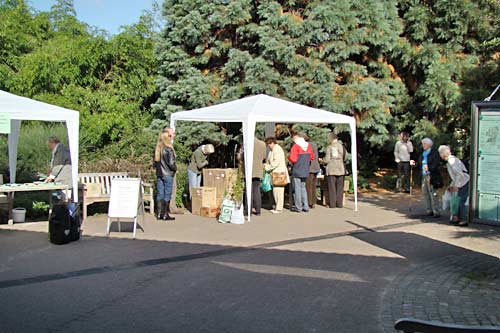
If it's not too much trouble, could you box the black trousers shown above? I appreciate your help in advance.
[326,175,344,208]
[252,178,262,214]
[306,173,317,208]
[397,162,410,191]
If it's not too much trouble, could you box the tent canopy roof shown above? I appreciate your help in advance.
[171,94,354,125]
[0,90,79,122]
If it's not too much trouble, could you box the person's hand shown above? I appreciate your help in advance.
[395,159,401,163]
[449,186,458,192]
[423,165,429,172]
[410,160,416,166]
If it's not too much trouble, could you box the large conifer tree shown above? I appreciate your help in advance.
[154,0,500,165]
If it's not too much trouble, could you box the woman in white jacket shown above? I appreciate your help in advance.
[438,145,470,225]
[264,137,290,213]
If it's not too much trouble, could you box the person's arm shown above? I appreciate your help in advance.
[288,145,298,163]
[407,141,414,154]
[309,145,314,161]
[323,146,331,164]
[195,149,208,169]
[394,142,400,163]
[166,148,177,172]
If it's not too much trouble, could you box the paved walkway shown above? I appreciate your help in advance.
[0,192,498,332]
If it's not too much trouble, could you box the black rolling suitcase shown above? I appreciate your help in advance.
[49,204,71,245]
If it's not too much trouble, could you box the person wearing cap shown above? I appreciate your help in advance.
[411,138,443,217]
[188,144,214,198]
[394,132,413,192]
[438,145,469,226]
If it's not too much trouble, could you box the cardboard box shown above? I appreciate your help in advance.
[201,206,220,218]
[203,168,238,206]
[191,187,217,216]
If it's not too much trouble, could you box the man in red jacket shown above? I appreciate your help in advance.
[288,132,314,212]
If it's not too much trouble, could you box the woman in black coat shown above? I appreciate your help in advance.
[154,132,177,221]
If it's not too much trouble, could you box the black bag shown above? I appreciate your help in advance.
[49,204,71,245]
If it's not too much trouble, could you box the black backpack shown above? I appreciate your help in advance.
[49,204,71,245]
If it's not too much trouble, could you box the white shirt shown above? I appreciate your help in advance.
[447,155,469,188]
[394,140,413,162]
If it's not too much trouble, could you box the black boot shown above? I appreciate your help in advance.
[156,201,164,220]
[163,201,175,221]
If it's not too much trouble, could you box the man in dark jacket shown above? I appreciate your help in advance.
[45,136,72,188]
[411,137,443,217]
[251,137,267,215]
[288,133,314,212]
[304,134,320,208]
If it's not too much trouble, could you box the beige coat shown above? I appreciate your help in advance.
[252,138,267,178]
[324,140,346,176]
[265,144,290,183]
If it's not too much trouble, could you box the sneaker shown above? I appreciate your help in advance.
[290,208,302,213]
[302,209,310,213]
[270,210,282,214]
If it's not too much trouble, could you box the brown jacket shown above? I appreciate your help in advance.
[253,138,267,178]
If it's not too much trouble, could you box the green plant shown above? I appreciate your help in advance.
[231,170,245,206]
[32,201,50,215]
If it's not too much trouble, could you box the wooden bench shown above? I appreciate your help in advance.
[395,318,500,333]
[78,172,154,221]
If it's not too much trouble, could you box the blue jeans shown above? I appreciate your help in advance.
[188,169,202,198]
[457,182,469,221]
[293,177,309,211]
[157,175,174,202]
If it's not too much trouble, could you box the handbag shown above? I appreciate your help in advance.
[272,172,289,186]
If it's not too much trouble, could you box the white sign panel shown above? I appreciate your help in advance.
[108,178,142,218]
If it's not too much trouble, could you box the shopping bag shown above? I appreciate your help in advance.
[450,192,460,216]
[231,205,245,224]
[442,190,452,211]
[218,198,234,223]
[261,172,272,193]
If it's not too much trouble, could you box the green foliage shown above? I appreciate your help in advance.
[0,122,68,182]
[154,0,500,173]
[0,0,159,164]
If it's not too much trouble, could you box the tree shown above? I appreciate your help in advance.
[154,0,500,169]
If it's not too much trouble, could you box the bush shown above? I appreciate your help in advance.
[0,122,68,183]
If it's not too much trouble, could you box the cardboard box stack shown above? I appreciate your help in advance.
[202,168,238,207]
[191,187,217,216]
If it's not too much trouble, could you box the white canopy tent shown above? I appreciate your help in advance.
[170,94,358,220]
[0,90,79,201]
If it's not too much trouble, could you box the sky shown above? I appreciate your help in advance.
[30,0,156,34]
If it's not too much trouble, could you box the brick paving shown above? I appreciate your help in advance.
[382,253,500,332]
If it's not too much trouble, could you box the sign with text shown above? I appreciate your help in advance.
[107,178,143,239]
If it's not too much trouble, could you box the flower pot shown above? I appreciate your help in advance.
[12,208,27,223]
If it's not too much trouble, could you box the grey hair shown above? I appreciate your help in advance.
[48,136,60,144]
[421,137,433,146]
[438,145,451,157]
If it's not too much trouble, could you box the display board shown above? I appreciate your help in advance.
[107,178,143,238]
[470,104,500,225]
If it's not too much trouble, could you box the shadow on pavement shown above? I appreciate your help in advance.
[0,223,498,333]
